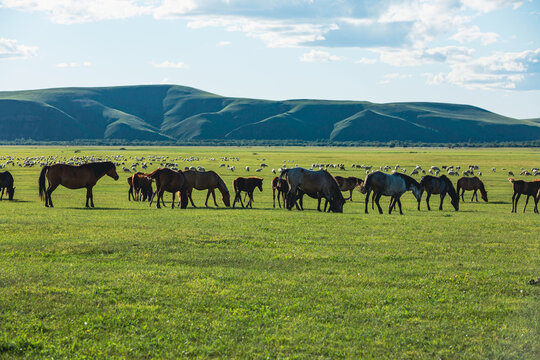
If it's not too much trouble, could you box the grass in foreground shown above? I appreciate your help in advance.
[0,146,538,359]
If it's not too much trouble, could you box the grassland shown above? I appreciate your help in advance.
[0,146,538,359]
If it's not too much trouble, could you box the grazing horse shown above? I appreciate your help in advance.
[147,168,187,209]
[282,168,345,213]
[232,177,263,208]
[334,176,363,201]
[361,171,422,214]
[509,178,540,213]
[419,175,459,211]
[456,176,488,202]
[272,176,289,208]
[38,162,119,208]
[129,172,154,201]
[0,171,15,200]
[181,170,230,207]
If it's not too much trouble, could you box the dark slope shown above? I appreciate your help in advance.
[0,85,538,142]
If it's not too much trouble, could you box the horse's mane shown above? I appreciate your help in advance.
[392,172,420,189]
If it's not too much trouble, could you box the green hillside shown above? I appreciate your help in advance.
[0,85,538,142]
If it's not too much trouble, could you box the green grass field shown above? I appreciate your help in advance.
[0,146,538,359]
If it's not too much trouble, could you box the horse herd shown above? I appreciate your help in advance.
[0,161,539,214]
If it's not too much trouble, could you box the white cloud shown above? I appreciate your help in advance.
[424,48,540,90]
[375,46,475,67]
[218,41,231,46]
[151,60,188,69]
[300,49,341,62]
[0,38,37,59]
[451,25,499,46]
[0,0,151,24]
[461,0,524,13]
[56,61,92,67]
[187,16,336,48]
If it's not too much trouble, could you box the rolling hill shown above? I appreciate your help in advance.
[0,85,538,143]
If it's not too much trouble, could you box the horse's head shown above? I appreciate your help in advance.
[451,195,459,211]
[412,183,423,203]
[107,163,119,181]
[330,189,346,213]
[257,179,263,192]
[8,187,14,200]
[481,191,488,202]
[359,181,368,194]
[222,191,231,207]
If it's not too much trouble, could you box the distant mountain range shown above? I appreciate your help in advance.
[1,85,539,143]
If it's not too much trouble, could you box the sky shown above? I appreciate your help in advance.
[1,0,539,119]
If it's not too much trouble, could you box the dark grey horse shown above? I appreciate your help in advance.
[361,171,423,214]
[281,168,345,213]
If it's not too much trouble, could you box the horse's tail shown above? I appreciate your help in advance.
[233,178,239,193]
[360,173,371,194]
[456,178,461,195]
[38,166,49,200]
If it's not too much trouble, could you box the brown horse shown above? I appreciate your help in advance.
[272,176,289,208]
[147,168,187,209]
[0,171,15,200]
[509,178,540,213]
[129,172,153,201]
[456,176,488,202]
[232,177,263,208]
[38,162,119,208]
[180,170,230,207]
[419,175,459,211]
[334,176,363,201]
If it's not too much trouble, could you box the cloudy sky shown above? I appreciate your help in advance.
[1,0,539,118]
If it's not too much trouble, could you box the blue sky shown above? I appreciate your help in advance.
[1,0,539,118]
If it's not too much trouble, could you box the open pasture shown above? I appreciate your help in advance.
[0,146,538,359]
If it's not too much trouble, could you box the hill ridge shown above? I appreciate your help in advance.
[1,85,538,143]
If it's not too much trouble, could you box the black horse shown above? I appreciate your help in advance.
[419,175,459,211]
[0,171,15,200]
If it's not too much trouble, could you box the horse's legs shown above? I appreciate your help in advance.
[232,192,237,208]
[513,193,520,213]
[273,188,276,208]
[426,192,431,211]
[472,190,477,202]
[460,189,465,202]
[85,186,93,208]
[396,196,403,215]
[374,193,383,214]
[0,188,3,200]
[388,196,395,214]
[349,189,353,201]
[45,183,59,208]
[205,190,211,207]
[212,189,218,207]
[286,186,296,210]
[523,194,530,213]
[248,191,254,208]
[439,193,446,210]
[156,190,164,208]
[364,189,371,214]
